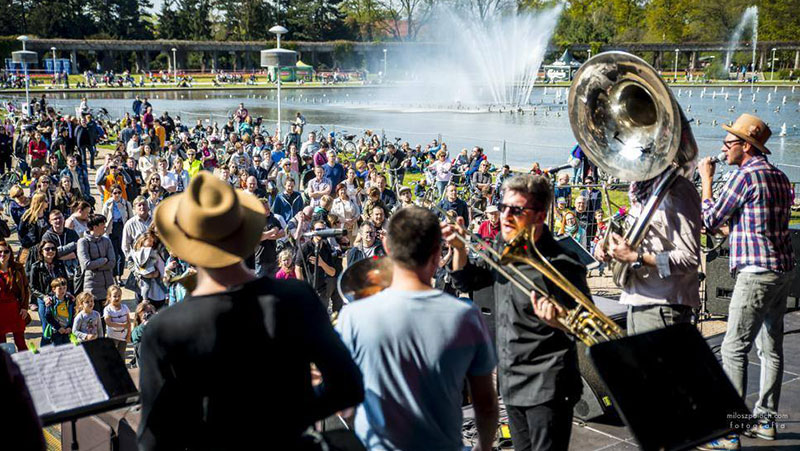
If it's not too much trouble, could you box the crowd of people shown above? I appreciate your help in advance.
[0,95,608,355]
[0,86,795,451]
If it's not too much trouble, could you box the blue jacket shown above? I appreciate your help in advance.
[60,166,92,200]
[271,191,304,223]
[323,163,345,188]
[465,154,486,178]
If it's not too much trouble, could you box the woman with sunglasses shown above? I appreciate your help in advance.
[0,241,30,351]
[29,239,70,344]
[101,184,133,281]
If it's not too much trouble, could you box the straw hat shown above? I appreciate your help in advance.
[722,113,771,155]
[154,172,266,268]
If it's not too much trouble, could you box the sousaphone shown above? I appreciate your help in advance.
[568,51,698,287]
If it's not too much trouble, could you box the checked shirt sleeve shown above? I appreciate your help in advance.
[702,170,749,234]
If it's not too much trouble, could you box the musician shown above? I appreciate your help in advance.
[444,174,588,451]
[698,114,794,443]
[139,173,363,450]
[337,207,498,450]
[594,163,701,335]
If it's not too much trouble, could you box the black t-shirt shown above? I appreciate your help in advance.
[295,240,335,290]
[254,214,283,272]
[137,276,364,450]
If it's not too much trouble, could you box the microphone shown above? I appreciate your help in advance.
[303,228,346,238]
[712,152,727,164]
[545,158,580,174]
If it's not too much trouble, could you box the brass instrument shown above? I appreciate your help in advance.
[337,257,393,303]
[436,206,622,346]
[568,51,698,287]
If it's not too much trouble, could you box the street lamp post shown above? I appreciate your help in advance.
[171,48,178,83]
[674,49,679,82]
[269,25,289,137]
[383,48,387,80]
[50,46,57,84]
[771,48,777,81]
[588,48,592,60]
[16,36,31,117]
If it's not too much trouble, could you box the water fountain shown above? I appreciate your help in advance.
[385,4,563,108]
[724,6,758,77]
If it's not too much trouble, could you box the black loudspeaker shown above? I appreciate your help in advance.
[471,286,496,345]
[705,226,800,316]
[574,298,627,421]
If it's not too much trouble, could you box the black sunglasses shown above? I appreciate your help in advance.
[498,203,537,216]
[723,139,744,150]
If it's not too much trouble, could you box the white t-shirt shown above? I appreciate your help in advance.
[103,303,130,341]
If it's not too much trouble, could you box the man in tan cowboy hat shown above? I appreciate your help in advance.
[698,113,795,450]
[137,172,364,450]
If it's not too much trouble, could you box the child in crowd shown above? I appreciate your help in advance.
[131,301,156,363]
[103,285,130,360]
[43,277,75,346]
[275,249,296,280]
[72,292,103,342]
[164,253,192,306]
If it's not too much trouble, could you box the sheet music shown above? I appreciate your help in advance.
[11,345,109,416]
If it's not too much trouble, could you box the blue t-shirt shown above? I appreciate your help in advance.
[336,288,496,451]
[271,150,285,164]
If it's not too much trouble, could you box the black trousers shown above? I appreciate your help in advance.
[506,399,574,451]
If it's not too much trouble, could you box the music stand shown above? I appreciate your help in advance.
[588,324,749,451]
[12,338,139,449]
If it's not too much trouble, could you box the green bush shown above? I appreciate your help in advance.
[777,69,794,80]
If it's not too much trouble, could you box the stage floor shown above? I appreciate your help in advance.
[569,310,800,450]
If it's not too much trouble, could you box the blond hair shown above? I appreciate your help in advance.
[21,193,49,224]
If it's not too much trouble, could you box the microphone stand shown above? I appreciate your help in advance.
[312,240,321,293]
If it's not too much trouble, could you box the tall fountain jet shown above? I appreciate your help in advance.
[724,6,758,79]
[442,4,563,107]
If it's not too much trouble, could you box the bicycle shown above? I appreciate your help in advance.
[334,130,358,158]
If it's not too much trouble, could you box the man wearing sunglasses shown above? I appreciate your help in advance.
[697,114,794,448]
[444,174,589,451]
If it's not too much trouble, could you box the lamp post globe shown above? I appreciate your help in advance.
[269,25,290,137]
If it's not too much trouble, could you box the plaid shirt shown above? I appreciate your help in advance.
[702,155,795,273]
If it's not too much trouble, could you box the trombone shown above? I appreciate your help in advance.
[436,205,622,346]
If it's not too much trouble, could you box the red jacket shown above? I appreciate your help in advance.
[28,139,47,160]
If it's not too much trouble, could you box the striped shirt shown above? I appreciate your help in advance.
[702,155,795,273]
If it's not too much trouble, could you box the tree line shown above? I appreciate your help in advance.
[0,0,796,44]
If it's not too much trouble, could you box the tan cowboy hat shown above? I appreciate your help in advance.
[154,172,266,268]
[722,113,771,155]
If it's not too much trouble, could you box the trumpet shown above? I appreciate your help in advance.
[437,206,622,346]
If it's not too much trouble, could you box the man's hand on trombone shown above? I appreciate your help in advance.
[531,291,569,332]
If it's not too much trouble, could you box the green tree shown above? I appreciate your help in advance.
[287,0,353,41]
[757,0,800,41]
[341,0,388,41]
[643,0,693,42]
[89,0,153,39]
[25,0,97,38]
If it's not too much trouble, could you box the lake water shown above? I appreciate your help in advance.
[18,85,800,180]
